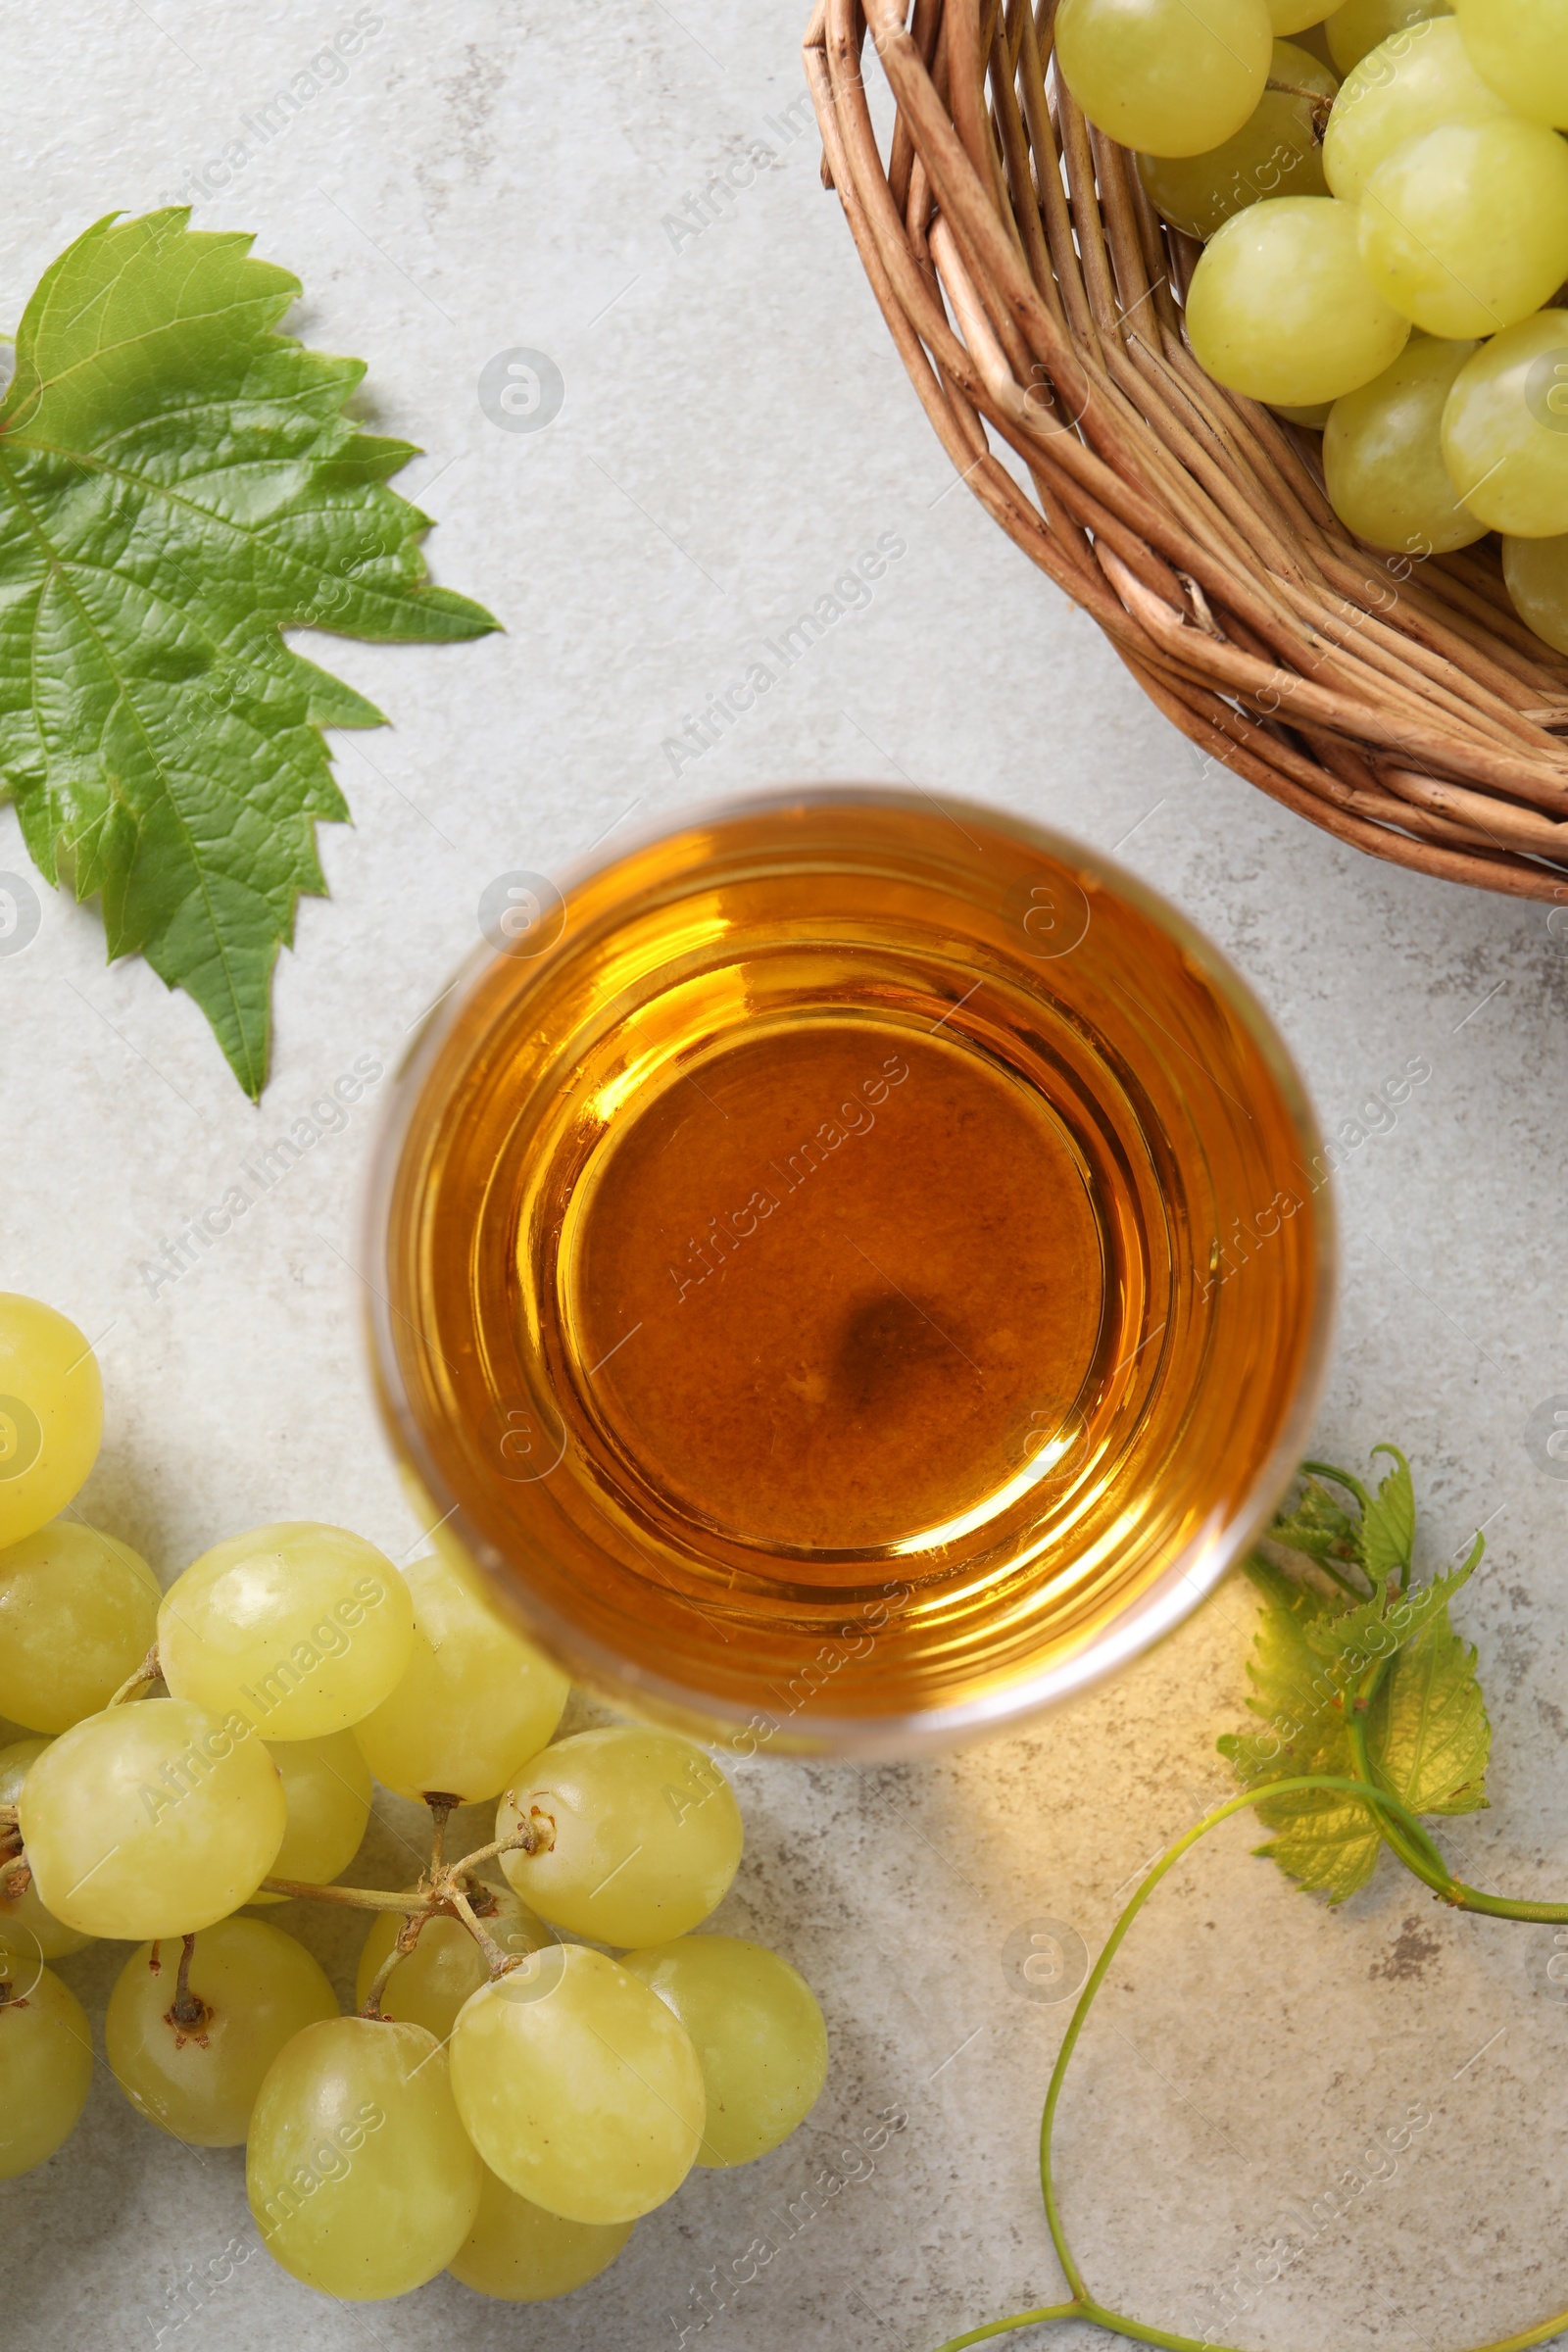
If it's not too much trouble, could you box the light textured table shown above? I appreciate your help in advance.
[5,7,1568,2349]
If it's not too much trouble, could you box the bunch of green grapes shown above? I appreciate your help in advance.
[1055,0,1568,651]
[0,1292,828,2306]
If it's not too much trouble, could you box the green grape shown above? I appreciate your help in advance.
[621,1934,829,2168]
[449,1944,706,2224]
[351,1550,567,1805]
[496,1725,743,1944]
[1502,534,1568,653]
[0,1296,103,1552]
[1186,197,1409,405]
[1324,332,1487,551]
[0,1739,92,1958]
[1137,42,1337,241]
[1359,121,1568,338]
[1325,0,1450,73]
[1454,0,1568,129]
[1323,18,1511,203]
[1269,0,1330,27]
[247,2015,482,2298]
[1272,400,1335,424]
[20,1697,286,1937]
[355,1881,551,2039]
[0,1519,160,1734]
[0,1962,93,2179]
[249,1732,371,1904]
[449,2166,633,2301]
[1443,309,1568,535]
[159,1523,414,1740]
[1055,0,1274,158]
[106,1916,338,2146]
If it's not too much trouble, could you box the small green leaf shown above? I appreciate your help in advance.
[1372,1606,1491,1820]
[1300,1573,1398,1670]
[0,208,499,1095]
[1219,1559,1381,1903]
[1220,1447,1491,1903]
[1268,1475,1361,1567]
[1240,1778,1386,1905]
[1358,1444,1415,1587]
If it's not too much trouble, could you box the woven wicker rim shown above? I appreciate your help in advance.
[805,0,1568,902]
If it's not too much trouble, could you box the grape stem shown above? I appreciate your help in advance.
[108,1645,163,1707]
[460,1817,555,1873]
[445,1879,514,1977]
[259,1814,546,1919]
[361,1908,428,2020]
[0,1829,30,1894]
[459,1870,502,1920]
[423,1792,460,1873]
[351,1795,538,2011]
[258,1815,549,2007]
[1263,77,1333,139]
[166,1931,210,2037]
[258,1876,429,1912]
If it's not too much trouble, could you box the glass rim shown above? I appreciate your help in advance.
[362,781,1339,1757]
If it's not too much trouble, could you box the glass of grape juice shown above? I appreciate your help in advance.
[366,788,1334,1757]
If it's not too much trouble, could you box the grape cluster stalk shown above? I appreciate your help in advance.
[261,1784,553,2014]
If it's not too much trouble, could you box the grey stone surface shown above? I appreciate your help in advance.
[3,4,1568,2349]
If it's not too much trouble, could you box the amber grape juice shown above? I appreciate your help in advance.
[368,791,1331,1754]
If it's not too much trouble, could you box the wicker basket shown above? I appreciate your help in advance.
[804,0,1568,901]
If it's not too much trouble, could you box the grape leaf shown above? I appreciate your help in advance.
[0,208,498,1096]
[1267,1475,1361,1570]
[1356,1444,1415,1587]
[1218,1450,1491,1903]
[1217,1564,1383,1901]
[1374,1602,1490,1818]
